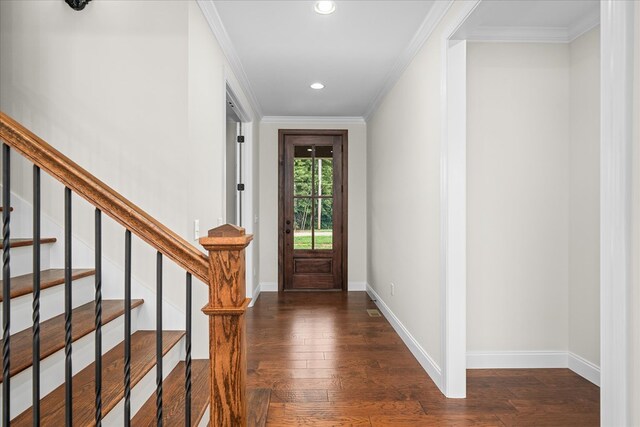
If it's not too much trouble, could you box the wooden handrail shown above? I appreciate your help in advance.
[0,112,209,284]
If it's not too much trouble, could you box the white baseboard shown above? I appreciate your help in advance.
[259,282,278,292]
[348,281,367,291]
[568,352,600,386]
[467,350,600,386]
[248,283,261,307]
[467,351,568,369]
[366,284,443,393]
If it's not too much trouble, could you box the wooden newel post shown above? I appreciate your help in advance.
[199,224,253,427]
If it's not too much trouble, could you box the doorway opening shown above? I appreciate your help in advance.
[225,95,243,227]
[278,130,348,291]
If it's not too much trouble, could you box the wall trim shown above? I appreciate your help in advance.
[457,6,599,44]
[600,1,635,424]
[259,282,278,292]
[262,116,365,124]
[463,23,600,44]
[568,7,601,42]
[366,284,443,393]
[439,0,481,399]
[467,351,600,386]
[467,351,568,369]
[363,0,454,120]
[568,352,601,386]
[197,0,263,119]
[248,283,260,308]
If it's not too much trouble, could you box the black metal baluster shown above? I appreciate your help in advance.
[124,230,131,426]
[64,187,72,427]
[185,272,192,427]
[155,252,163,426]
[32,166,41,426]
[2,144,11,426]
[94,209,102,426]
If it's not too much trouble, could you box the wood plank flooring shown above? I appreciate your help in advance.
[246,292,599,426]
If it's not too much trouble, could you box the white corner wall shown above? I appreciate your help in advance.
[257,120,367,290]
[366,3,478,381]
[0,0,256,359]
[568,27,600,370]
[465,30,600,381]
[466,42,571,354]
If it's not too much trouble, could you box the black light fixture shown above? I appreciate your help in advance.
[65,0,92,11]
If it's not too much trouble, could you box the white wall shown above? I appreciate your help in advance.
[568,28,600,368]
[466,33,600,367]
[366,3,475,374]
[0,0,257,358]
[258,120,367,288]
[467,42,571,353]
[367,0,601,385]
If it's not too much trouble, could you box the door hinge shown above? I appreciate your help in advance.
[237,183,245,191]
[237,135,245,143]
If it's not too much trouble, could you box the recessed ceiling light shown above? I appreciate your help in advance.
[310,82,325,90]
[314,1,336,15]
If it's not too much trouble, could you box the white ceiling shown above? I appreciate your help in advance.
[453,1,600,42]
[212,1,438,118]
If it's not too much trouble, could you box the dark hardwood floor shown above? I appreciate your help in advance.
[246,292,599,426]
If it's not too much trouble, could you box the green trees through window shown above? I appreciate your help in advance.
[293,146,333,250]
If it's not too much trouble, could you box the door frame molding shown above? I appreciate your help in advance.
[278,129,349,292]
[224,73,257,302]
[441,1,636,423]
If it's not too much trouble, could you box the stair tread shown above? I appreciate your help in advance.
[0,299,144,382]
[132,360,210,426]
[12,330,185,426]
[0,268,95,301]
[0,238,57,248]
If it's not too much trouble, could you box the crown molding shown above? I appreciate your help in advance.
[197,0,264,119]
[261,116,365,124]
[363,0,454,121]
[462,11,599,44]
[464,26,570,43]
[568,8,600,42]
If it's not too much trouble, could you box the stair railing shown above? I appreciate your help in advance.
[0,112,251,426]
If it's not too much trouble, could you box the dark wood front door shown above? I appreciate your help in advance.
[279,130,347,291]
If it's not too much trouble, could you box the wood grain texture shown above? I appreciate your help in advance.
[0,268,95,301]
[209,310,247,426]
[0,299,143,382]
[200,224,253,427]
[132,360,210,426]
[12,330,184,425]
[278,129,348,291]
[247,388,271,427]
[0,238,56,249]
[246,292,600,426]
[0,112,209,283]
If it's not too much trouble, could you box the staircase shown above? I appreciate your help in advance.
[0,113,270,426]
[0,228,210,425]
